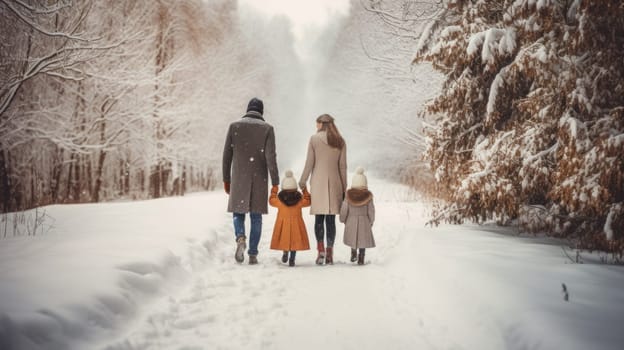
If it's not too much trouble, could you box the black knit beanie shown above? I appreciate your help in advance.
[247,97,264,115]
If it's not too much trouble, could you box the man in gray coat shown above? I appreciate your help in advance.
[223,97,279,264]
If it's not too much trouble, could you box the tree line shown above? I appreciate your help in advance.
[0,0,273,212]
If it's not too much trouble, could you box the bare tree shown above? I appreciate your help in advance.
[0,0,284,211]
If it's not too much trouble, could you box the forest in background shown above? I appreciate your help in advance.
[307,0,442,179]
[0,0,434,215]
[0,0,303,212]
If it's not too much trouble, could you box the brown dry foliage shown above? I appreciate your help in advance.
[415,0,624,251]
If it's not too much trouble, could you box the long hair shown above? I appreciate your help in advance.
[316,114,345,149]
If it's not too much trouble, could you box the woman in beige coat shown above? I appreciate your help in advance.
[299,114,347,265]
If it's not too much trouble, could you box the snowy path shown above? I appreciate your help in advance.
[101,180,624,350]
[105,182,494,350]
[2,179,624,350]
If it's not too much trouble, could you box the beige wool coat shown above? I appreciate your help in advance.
[299,131,347,215]
[340,189,376,249]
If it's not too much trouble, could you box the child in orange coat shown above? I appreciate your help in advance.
[269,170,311,266]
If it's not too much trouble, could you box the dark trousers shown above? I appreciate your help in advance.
[314,214,336,247]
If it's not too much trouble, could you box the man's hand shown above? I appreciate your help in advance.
[271,185,279,193]
[224,182,230,194]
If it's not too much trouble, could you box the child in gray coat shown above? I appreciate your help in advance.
[339,167,375,265]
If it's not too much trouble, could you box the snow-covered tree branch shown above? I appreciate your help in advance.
[412,0,624,250]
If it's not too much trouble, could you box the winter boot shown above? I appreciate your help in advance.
[325,247,334,265]
[315,242,325,265]
[288,251,296,267]
[235,236,246,263]
[281,251,289,263]
[248,255,258,265]
[350,249,357,262]
[357,252,365,265]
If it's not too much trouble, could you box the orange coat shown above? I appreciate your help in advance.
[269,187,311,251]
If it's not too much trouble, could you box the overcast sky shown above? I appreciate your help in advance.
[238,0,351,59]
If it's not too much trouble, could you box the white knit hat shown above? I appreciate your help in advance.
[351,167,368,189]
[281,170,298,190]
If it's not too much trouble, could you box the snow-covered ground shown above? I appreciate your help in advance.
[1,179,623,350]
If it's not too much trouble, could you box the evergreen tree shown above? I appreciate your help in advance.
[415,0,624,248]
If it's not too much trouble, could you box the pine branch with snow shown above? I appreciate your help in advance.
[412,0,624,249]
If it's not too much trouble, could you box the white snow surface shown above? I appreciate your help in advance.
[1,179,624,350]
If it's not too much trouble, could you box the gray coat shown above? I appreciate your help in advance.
[299,131,347,215]
[222,113,279,214]
[340,189,375,249]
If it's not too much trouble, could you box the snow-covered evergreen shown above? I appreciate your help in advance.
[413,0,624,248]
